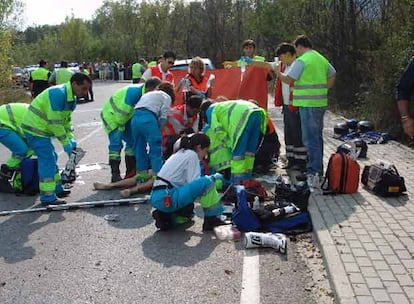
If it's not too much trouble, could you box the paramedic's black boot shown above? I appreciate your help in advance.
[41,198,67,206]
[57,189,71,198]
[202,216,227,231]
[109,159,122,183]
[124,155,136,179]
[152,210,173,231]
[0,164,14,180]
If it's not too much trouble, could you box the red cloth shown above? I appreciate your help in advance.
[273,64,297,112]
[171,67,269,109]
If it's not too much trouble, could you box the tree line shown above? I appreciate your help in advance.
[2,0,414,139]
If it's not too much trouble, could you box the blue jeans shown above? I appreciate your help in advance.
[299,107,326,176]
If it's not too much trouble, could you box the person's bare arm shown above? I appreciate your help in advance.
[327,76,336,89]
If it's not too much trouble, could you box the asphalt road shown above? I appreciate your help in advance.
[0,82,317,304]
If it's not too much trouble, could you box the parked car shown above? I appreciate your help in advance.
[170,58,215,71]
[11,67,24,87]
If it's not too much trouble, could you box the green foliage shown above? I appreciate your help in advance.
[4,0,414,139]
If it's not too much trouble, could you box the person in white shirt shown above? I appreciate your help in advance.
[131,82,175,175]
[93,133,226,232]
[151,133,225,231]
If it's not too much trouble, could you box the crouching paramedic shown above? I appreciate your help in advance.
[150,133,226,231]
[101,77,161,182]
[0,103,33,183]
[203,100,267,183]
[162,95,202,159]
[22,73,91,205]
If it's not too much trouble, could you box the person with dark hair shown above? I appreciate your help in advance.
[140,51,176,83]
[79,63,94,101]
[277,34,336,188]
[49,60,74,85]
[162,95,203,159]
[396,56,414,138]
[131,82,175,178]
[203,99,267,183]
[21,73,91,205]
[175,56,215,103]
[101,77,162,182]
[273,43,307,171]
[151,133,226,231]
[29,59,50,98]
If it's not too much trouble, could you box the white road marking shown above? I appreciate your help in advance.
[240,249,260,304]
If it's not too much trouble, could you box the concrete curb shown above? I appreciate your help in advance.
[309,195,357,304]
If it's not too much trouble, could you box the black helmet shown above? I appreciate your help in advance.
[346,118,358,131]
[351,138,368,158]
[334,122,349,138]
[357,120,374,133]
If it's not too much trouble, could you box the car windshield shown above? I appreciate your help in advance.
[12,67,23,74]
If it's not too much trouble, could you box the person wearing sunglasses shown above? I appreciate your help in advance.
[139,51,176,83]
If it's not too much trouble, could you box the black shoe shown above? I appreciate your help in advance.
[57,189,71,198]
[111,174,122,183]
[152,210,173,231]
[41,198,66,206]
[175,203,195,218]
[202,216,227,231]
[295,173,307,182]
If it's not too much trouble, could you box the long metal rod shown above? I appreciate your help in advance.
[0,196,149,217]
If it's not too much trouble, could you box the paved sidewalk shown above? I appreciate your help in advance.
[269,107,414,304]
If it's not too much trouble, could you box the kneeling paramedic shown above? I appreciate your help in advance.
[150,133,226,231]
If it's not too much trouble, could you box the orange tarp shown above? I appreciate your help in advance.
[171,66,270,109]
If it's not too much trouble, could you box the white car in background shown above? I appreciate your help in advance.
[170,58,215,71]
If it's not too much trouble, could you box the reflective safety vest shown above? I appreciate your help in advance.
[132,63,143,79]
[163,104,199,136]
[101,84,145,133]
[237,55,266,67]
[293,50,329,107]
[31,67,50,81]
[55,68,74,84]
[149,65,174,82]
[22,83,76,146]
[0,103,29,138]
[206,100,267,171]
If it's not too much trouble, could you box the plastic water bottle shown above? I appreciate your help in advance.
[252,196,260,210]
[214,225,241,241]
[272,204,298,217]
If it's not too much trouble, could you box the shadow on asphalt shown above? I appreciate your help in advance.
[79,190,153,230]
[0,210,64,264]
[141,230,222,267]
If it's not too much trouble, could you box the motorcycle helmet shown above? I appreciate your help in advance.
[357,120,374,133]
[336,141,358,160]
[333,122,349,138]
[346,118,359,132]
[351,138,368,158]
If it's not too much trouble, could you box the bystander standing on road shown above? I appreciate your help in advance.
[49,61,74,86]
[277,35,336,186]
[29,59,50,98]
[139,51,176,83]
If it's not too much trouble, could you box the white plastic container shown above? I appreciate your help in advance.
[214,225,241,241]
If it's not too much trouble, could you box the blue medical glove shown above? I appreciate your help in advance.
[241,56,253,64]
[70,138,77,150]
[63,143,73,156]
